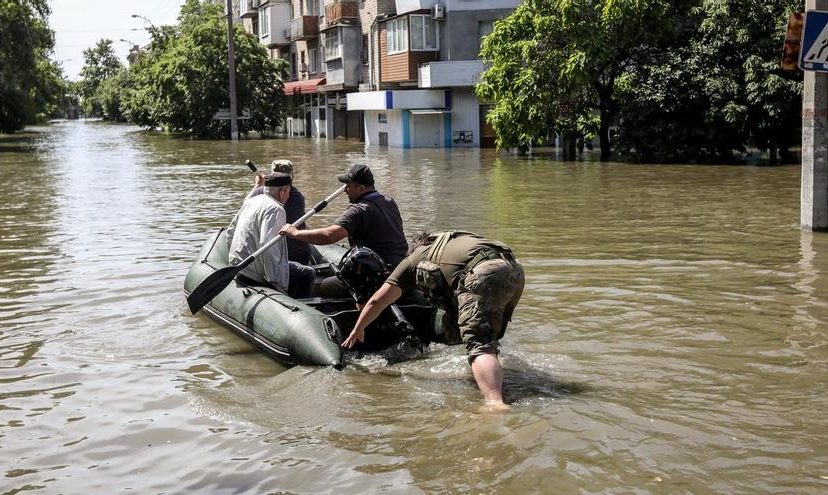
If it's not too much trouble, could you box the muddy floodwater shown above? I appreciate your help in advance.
[1,121,827,494]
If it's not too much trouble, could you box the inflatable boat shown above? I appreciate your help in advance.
[184,228,447,367]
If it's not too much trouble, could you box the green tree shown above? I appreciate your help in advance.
[97,68,129,122]
[615,0,802,163]
[122,0,287,138]
[79,39,124,117]
[0,0,64,132]
[476,0,686,160]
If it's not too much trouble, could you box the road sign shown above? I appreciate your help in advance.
[212,108,251,120]
[799,10,828,72]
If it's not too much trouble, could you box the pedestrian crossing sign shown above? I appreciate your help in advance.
[800,10,828,72]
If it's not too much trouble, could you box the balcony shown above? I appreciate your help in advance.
[240,0,260,18]
[290,15,319,41]
[324,1,359,27]
[418,60,484,88]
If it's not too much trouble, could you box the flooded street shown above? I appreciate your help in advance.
[1,121,827,493]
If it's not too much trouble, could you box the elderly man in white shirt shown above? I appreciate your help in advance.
[226,172,315,298]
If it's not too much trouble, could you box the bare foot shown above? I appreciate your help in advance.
[478,401,510,413]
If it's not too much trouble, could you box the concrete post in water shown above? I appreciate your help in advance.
[802,0,828,231]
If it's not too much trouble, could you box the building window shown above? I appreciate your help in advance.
[309,47,319,74]
[378,113,387,124]
[478,20,495,50]
[325,29,342,60]
[259,7,270,38]
[362,35,369,65]
[410,15,438,51]
[320,108,326,121]
[386,17,408,54]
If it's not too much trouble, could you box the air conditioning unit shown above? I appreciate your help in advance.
[432,3,445,20]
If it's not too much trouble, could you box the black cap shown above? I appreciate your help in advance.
[337,164,374,186]
[264,172,292,187]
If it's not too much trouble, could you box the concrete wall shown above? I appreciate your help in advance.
[364,109,406,147]
[449,88,479,147]
[440,8,513,60]
[342,25,363,86]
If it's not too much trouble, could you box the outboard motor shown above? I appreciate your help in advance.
[336,246,423,359]
[336,246,389,304]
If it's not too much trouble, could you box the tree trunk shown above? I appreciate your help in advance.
[561,131,577,160]
[780,147,796,164]
[596,81,615,162]
[768,141,779,165]
[599,118,611,162]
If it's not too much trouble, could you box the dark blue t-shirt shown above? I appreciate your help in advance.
[335,191,408,267]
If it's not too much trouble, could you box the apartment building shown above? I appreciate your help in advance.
[236,0,519,147]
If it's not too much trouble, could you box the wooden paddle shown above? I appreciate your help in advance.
[187,183,346,314]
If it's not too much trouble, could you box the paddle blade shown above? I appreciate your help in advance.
[187,265,241,314]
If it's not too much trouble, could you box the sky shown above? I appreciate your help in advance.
[49,0,187,80]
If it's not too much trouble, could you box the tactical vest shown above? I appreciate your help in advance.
[413,231,473,308]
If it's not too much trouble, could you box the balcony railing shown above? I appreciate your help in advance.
[324,1,359,26]
[290,15,319,41]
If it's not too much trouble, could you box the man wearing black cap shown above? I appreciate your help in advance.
[279,163,408,297]
[226,172,315,298]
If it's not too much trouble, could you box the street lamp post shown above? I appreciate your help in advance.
[131,14,156,29]
[225,0,239,141]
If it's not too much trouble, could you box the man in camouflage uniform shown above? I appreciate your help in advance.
[342,231,525,407]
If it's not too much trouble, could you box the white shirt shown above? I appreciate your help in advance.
[226,194,289,291]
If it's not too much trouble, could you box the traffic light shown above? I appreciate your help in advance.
[781,12,804,71]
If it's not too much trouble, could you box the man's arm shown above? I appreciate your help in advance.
[341,283,403,348]
[279,224,348,245]
[244,174,266,200]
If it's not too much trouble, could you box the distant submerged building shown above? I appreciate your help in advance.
[231,0,521,148]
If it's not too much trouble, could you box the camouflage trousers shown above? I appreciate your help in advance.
[442,257,525,363]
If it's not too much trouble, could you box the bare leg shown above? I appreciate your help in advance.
[471,354,506,407]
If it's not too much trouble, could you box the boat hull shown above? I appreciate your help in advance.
[184,229,446,367]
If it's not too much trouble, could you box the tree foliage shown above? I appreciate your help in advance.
[615,0,803,163]
[476,0,686,160]
[0,0,65,132]
[121,0,288,138]
[478,0,804,163]
[96,68,129,122]
[79,39,124,117]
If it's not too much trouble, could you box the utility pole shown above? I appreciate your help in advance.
[802,0,828,231]
[225,0,239,140]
